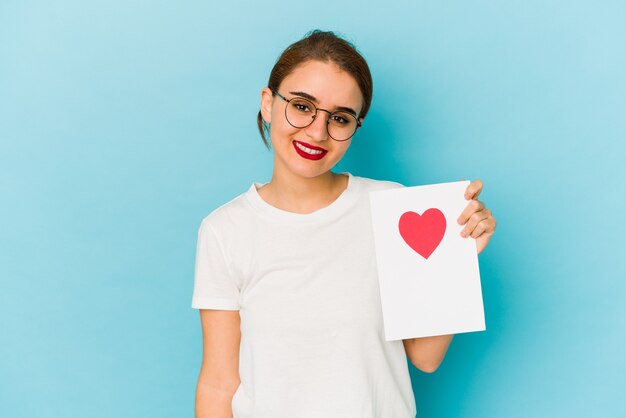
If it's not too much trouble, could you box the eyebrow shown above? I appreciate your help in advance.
[289,91,359,117]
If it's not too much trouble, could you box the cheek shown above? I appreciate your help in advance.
[337,141,352,154]
[270,117,299,141]
[328,143,351,161]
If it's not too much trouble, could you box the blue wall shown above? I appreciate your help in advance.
[1,1,624,417]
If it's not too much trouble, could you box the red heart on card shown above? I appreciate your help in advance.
[398,209,447,259]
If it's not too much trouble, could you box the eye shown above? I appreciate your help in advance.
[291,100,313,113]
[331,113,351,125]
[296,103,309,112]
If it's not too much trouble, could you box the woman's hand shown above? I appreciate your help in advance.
[457,179,497,255]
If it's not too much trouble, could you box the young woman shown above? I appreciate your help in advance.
[192,30,497,418]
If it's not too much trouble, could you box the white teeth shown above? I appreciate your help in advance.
[295,142,324,155]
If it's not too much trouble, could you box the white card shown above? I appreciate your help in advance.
[369,180,486,341]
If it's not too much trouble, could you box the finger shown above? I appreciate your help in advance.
[457,199,486,225]
[469,218,491,238]
[471,216,497,238]
[464,179,483,200]
[461,209,491,237]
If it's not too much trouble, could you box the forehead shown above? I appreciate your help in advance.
[279,60,363,109]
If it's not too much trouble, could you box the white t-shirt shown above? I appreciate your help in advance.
[192,172,417,418]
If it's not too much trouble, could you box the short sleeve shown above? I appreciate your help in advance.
[191,219,240,310]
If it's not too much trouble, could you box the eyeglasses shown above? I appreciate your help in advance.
[273,90,362,141]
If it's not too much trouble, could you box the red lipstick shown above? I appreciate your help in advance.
[293,140,328,161]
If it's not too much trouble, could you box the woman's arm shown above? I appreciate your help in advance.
[402,334,454,373]
[196,309,241,418]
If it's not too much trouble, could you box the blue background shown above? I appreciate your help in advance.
[1,1,624,417]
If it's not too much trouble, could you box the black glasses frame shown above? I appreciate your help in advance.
[273,90,362,141]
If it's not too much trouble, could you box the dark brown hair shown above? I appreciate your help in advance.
[257,30,373,150]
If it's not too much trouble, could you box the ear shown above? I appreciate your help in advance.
[260,87,274,124]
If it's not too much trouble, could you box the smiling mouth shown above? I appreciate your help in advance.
[293,140,328,160]
[295,141,325,154]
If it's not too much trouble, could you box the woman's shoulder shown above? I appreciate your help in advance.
[199,187,252,230]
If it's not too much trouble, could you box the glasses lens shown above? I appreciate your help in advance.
[286,98,316,128]
[328,112,358,141]
[285,97,358,141]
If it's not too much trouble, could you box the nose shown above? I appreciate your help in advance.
[303,110,331,142]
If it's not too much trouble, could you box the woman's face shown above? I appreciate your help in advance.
[260,60,364,180]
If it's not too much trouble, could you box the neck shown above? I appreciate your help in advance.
[258,167,348,215]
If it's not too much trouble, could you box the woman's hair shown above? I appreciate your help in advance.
[257,30,373,150]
